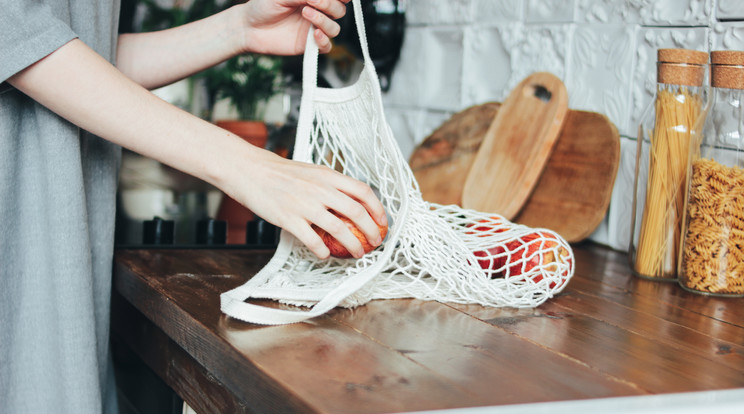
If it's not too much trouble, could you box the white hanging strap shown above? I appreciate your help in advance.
[350,0,373,64]
[293,26,318,162]
[295,0,375,161]
[222,257,389,325]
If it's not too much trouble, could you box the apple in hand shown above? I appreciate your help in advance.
[314,211,388,258]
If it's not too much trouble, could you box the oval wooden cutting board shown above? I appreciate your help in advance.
[409,104,620,243]
[462,72,569,220]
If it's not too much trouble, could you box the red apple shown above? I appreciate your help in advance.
[467,216,510,274]
[314,211,388,258]
[466,216,509,237]
[472,230,571,289]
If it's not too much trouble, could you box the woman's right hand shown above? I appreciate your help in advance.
[220,146,387,259]
[238,0,351,56]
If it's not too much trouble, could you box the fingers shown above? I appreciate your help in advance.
[314,209,367,258]
[286,202,369,260]
[294,169,386,259]
[318,174,387,254]
[330,172,388,229]
[301,6,340,36]
[327,195,383,250]
[302,0,349,52]
[307,0,349,20]
[314,29,333,54]
[287,218,332,259]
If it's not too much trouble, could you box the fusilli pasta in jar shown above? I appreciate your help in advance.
[679,50,744,297]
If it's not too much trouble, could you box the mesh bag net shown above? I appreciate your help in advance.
[221,0,574,325]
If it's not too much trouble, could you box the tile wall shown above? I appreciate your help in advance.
[381,0,744,251]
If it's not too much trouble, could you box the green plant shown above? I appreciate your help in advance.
[136,0,284,120]
[198,53,284,120]
[138,0,226,30]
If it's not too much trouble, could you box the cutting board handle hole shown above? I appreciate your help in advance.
[531,84,552,102]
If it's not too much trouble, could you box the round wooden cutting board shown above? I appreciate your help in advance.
[409,103,500,206]
[409,104,620,243]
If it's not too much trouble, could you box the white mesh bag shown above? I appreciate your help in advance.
[221,0,575,325]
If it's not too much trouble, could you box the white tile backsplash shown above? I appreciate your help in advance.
[424,28,465,111]
[606,137,639,252]
[566,24,636,134]
[575,0,644,24]
[385,27,464,111]
[406,0,473,25]
[462,25,514,107]
[713,22,744,49]
[639,0,712,26]
[383,108,421,160]
[509,24,570,89]
[380,0,744,250]
[384,28,428,107]
[525,0,576,23]
[471,0,523,24]
[718,0,744,20]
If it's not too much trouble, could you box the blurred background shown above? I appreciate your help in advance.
[115,0,744,252]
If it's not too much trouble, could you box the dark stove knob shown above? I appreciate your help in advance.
[246,218,279,247]
[246,219,259,245]
[258,220,279,246]
[196,219,227,245]
[143,217,174,245]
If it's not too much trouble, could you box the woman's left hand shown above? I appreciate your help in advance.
[239,0,351,55]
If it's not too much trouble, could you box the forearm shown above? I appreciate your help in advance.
[8,1,387,259]
[9,38,246,190]
[116,5,244,89]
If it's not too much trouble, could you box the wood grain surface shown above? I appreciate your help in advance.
[462,72,568,220]
[409,103,499,206]
[112,245,744,414]
[512,109,620,242]
[410,103,619,243]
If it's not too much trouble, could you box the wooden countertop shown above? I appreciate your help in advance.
[111,243,744,414]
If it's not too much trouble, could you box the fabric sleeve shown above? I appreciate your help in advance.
[0,1,78,86]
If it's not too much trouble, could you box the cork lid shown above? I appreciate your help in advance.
[711,50,744,89]
[658,48,709,65]
[657,48,708,87]
[711,50,744,66]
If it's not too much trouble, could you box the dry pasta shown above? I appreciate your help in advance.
[634,87,704,278]
[681,158,744,294]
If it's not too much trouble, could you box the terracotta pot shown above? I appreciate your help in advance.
[215,120,268,148]
[215,120,268,244]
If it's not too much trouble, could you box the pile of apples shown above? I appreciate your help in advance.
[468,217,571,289]
[314,212,570,290]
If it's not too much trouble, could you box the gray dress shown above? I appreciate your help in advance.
[0,1,121,412]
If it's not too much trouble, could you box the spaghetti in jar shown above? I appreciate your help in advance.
[630,48,709,281]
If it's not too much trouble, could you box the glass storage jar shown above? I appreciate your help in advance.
[679,50,744,296]
[630,48,709,281]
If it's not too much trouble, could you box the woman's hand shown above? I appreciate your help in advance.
[221,146,388,259]
[117,0,349,89]
[239,0,351,55]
